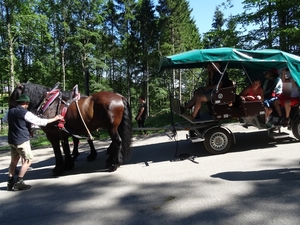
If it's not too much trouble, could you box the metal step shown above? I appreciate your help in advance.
[181,112,214,124]
[268,132,290,139]
[190,137,204,143]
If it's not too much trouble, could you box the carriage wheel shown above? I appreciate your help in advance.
[292,117,300,140]
[204,127,233,154]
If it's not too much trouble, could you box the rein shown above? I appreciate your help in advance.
[75,100,94,141]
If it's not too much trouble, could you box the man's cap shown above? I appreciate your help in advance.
[16,94,31,102]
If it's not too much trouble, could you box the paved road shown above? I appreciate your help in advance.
[0,124,300,225]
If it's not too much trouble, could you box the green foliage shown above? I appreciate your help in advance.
[1,0,300,117]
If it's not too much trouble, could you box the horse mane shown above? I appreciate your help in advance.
[23,82,50,112]
[9,84,23,109]
[10,81,85,115]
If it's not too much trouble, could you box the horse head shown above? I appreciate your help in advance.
[9,83,25,109]
[9,82,51,113]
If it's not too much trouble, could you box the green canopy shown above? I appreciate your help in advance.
[160,47,300,87]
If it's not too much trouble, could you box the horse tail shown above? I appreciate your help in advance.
[118,98,133,161]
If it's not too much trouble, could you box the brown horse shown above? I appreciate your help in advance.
[9,82,132,176]
[9,82,94,161]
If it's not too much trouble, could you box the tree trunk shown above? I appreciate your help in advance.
[61,48,66,90]
[7,22,15,92]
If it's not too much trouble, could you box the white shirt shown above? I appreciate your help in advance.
[2,110,48,127]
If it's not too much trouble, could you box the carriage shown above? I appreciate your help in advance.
[159,47,300,154]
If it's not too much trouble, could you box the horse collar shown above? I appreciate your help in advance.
[37,89,61,115]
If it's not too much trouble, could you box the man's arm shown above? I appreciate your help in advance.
[136,107,145,120]
[25,111,63,126]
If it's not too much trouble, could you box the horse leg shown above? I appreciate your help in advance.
[61,138,75,171]
[87,139,97,161]
[106,131,122,172]
[106,142,114,155]
[71,137,80,160]
[105,143,114,165]
[48,136,64,176]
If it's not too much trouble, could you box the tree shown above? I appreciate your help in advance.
[237,0,300,52]
[156,0,201,104]
[1,0,39,89]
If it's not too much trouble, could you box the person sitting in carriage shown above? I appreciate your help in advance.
[239,79,264,102]
[272,68,299,127]
[181,62,231,119]
[261,68,283,123]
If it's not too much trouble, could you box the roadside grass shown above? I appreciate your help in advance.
[132,111,184,135]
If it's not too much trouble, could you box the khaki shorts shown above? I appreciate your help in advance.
[9,140,33,162]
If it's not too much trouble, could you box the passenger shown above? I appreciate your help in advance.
[262,68,283,122]
[273,68,299,127]
[181,62,230,119]
[239,79,264,102]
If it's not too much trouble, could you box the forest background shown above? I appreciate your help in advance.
[1,0,300,119]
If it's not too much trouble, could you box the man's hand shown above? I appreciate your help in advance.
[55,115,64,121]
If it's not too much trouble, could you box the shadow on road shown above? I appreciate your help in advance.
[0,129,299,182]
[211,168,300,181]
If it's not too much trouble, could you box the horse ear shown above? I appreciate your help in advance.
[15,83,24,95]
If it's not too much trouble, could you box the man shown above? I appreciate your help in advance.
[3,94,63,191]
[262,68,283,123]
[182,62,231,119]
[135,95,148,135]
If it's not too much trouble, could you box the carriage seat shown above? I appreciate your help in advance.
[240,100,265,117]
[170,97,182,115]
[211,85,236,105]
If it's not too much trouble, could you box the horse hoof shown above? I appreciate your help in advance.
[107,164,120,172]
[87,153,97,162]
[72,152,80,160]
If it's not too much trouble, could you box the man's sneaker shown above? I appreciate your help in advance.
[13,180,31,191]
[266,121,274,128]
[7,179,15,191]
[281,118,290,127]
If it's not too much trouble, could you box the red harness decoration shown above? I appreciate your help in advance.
[58,106,67,129]
[41,89,60,113]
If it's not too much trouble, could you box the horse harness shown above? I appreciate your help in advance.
[36,84,94,141]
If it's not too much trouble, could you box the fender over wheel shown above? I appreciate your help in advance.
[204,127,233,154]
[291,117,300,140]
